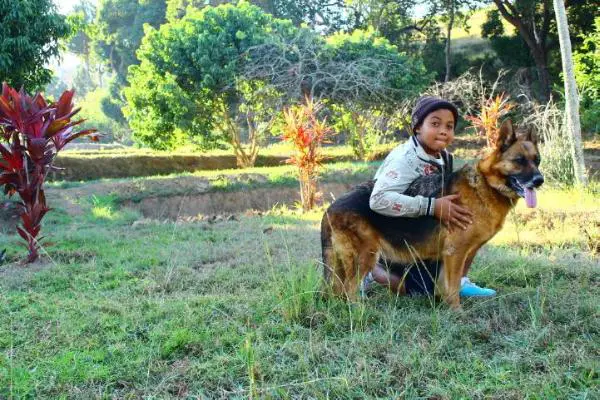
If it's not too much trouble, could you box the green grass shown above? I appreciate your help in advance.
[1,179,598,398]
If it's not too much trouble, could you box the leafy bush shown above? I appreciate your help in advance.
[0,84,98,262]
[77,88,130,143]
[522,101,575,186]
[573,17,600,135]
[123,1,290,166]
[465,93,513,150]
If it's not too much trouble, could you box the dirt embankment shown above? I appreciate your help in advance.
[124,182,354,219]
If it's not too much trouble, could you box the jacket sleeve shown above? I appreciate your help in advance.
[369,158,436,218]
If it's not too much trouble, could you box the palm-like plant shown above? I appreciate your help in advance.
[0,83,98,263]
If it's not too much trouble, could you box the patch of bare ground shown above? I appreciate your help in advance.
[125,182,352,219]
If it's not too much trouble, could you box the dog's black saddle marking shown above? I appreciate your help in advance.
[328,167,464,247]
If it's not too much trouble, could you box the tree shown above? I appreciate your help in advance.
[125,3,430,166]
[552,0,587,185]
[66,0,104,96]
[0,0,71,90]
[124,2,294,166]
[244,28,430,105]
[489,0,554,101]
[428,0,478,82]
[166,0,358,33]
[92,0,167,134]
[573,17,599,134]
[244,28,431,159]
[95,0,167,85]
[347,0,445,57]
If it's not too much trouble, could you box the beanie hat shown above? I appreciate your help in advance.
[411,96,459,134]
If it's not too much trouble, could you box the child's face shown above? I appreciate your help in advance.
[415,109,455,156]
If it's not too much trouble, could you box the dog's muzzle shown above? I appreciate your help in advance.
[509,173,544,208]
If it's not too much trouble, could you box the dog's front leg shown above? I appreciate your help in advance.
[441,252,468,310]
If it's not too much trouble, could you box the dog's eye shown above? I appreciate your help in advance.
[514,157,528,166]
[534,156,541,166]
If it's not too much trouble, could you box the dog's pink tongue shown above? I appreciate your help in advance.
[525,188,537,208]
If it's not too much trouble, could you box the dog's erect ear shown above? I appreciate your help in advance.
[525,125,538,145]
[498,119,517,151]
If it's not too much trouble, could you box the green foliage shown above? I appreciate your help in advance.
[77,88,131,143]
[124,1,295,153]
[94,0,167,84]
[483,1,598,101]
[347,0,418,50]
[481,9,534,70]
[166,0,356,32]
[72,65,98,99]
[66,0,103,98]
[331,104,400,161]
[574,17,600,135]
[66,0,97,57]
[0,0,71,90]
[125,4,430,161]
[123,64,200,149]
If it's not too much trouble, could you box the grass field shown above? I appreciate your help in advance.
[1,156,599,398]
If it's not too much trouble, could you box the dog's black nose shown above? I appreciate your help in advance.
[532,175,544,188]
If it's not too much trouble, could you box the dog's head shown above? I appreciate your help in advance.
[480,119,544,208]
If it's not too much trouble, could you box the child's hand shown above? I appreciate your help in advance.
[434,194,473,231]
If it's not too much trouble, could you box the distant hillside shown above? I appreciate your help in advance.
[451,6,515,40]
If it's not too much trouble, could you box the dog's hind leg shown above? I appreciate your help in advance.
[321,213,346,296]
[330,232,363,301]
[324,247,346,297]
[343,246,378,301]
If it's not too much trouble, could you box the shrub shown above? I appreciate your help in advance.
[465,93,513,150]
[0,83,98,263]
[282,97,332,211]
[522,101,575,186]
[78,88,130,143]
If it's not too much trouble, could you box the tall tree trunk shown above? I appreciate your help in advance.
[530,48,552,103]
[445,0,455,83]
[552,0,587,186]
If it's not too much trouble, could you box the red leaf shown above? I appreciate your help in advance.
[0,144,23,170]
[55,90,75,118]
[16,226,29,241]
[27,138,48,162]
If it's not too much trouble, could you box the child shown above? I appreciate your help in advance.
[362,96,496,298]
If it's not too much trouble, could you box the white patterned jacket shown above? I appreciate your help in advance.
[369,136,452,218]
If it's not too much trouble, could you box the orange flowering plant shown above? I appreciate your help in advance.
[465,93,514,151]
[282,97,332,211]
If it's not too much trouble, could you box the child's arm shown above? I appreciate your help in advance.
[369,158,435,218]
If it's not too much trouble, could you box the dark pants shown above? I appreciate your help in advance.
[379,257,441,295]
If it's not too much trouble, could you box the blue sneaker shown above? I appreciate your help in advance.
[459,277,496,297]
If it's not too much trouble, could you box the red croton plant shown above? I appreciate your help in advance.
[0,83,98,263]
[282,97,332,212]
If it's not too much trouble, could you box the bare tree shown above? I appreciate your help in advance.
[243,29,421,106]
[552,0,587,186]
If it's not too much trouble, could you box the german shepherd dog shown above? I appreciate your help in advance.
[321,120,544,309]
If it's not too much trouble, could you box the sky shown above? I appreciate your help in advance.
[56,0,98,14]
